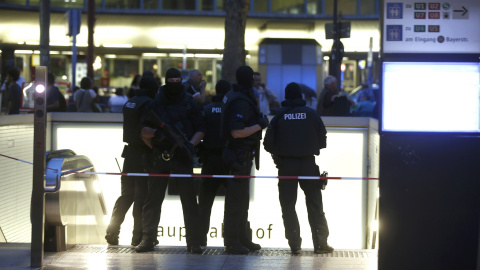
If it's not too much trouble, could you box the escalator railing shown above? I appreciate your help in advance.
[44,150,107,251]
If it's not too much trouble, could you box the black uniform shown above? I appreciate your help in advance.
[264,91,331,253]
[106,89,153,245]
[221,83,263,251]
[139,84,206,249]
[198,94,228,245]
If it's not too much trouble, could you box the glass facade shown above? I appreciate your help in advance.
[29,0,85,8]
[163,0,196,10]
[272,0,305,14]
[324,0,357,15]
[253,0,268,13]
[2,0,378,17]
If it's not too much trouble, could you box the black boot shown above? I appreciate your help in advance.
[105,233,119,245]
[135,240,156,252]
[240,240,261,251]
[314,243,334,254]
[187,244,204,254]
[288,239,302,255]
[225,241,249,254]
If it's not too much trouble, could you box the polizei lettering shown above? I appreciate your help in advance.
[212,107,221,113]
[284,113,307,120]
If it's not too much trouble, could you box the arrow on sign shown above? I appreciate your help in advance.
[453,6,468,16]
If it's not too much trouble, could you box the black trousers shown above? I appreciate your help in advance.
[106,147,148,241]
[277,156,329,248]
[141,156,201,246]
[223,150,253,246]
[198,152,228,244]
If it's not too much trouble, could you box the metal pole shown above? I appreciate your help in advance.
[72,33,77,88]
[87,0,95,80]
[39,0,50,67]
[31,66,47,267]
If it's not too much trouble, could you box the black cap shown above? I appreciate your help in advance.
[215,80,231,95]
[165,68,182,80]
[236,66,254,86]
[140,76,158,92]
[285,82,302,100]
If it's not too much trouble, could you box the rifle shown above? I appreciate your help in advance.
[145,110,194,161]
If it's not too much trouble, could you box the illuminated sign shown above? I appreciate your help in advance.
[383,0,480,53]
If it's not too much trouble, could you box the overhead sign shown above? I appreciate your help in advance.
[383,0,480,53]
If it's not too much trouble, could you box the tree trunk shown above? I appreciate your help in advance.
[221,0,250,84]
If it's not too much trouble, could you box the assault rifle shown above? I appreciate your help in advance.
[145,110,194,161]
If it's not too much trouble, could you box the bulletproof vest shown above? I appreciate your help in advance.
[202,99,224,150]
[123,95,153,145]
[268,100,327,157]
[152,90,195,139]
[220,88,261,144]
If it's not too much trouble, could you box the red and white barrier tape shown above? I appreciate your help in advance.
[0,153,378,180]
[72,171,378,180]
[0,153,59,172]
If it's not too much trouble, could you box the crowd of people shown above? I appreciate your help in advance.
[1,64,377,254]
[103,65,334,255]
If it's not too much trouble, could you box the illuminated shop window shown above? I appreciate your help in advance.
[142,59,159,77]
[161,58,194,75]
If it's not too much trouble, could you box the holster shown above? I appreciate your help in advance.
[221,147,253,173]
[315,166,328,190]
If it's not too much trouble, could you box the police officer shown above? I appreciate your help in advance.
[105,76,158,246]
[136,68,205,254]
[264,82,333,255]
[221,65,269,254]
[198,80,231,246]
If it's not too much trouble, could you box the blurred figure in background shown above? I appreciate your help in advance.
[108,87,128,113]
[5,68,22,115]
[253,72,278,115]
[183,69,207,108]
[317,76,354,116]
[46,72,67,112]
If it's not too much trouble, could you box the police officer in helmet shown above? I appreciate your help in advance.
[105,75,158,246]
[264,82,333,255]
[221,65,269,254]
[136,68,206,253]
[198,79,231,246]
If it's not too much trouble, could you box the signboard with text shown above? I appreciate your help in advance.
[383,0,480,53]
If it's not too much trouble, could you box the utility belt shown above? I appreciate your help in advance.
[273,155,328,190]
[221,143,255,172]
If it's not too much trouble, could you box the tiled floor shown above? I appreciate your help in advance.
[0,244,378,270]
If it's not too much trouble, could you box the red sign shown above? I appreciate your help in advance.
[428,3,440,10]
[428,12,440,19]
[428,25,440,32]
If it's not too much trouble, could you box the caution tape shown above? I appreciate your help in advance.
[69,172,378,180]
[0,153,378,180]
[0,153,59,172]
